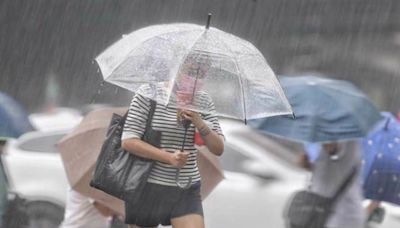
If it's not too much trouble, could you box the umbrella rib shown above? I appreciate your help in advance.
[169,29,208,104]
[216,36,247,122]
[320,86,369,134]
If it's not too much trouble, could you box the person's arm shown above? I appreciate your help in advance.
[121,93,188,168]
[180,110,224,156]
[122,139,188,168]
[91,200,115,217]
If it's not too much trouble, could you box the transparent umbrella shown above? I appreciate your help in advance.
[95,20,292,121]
[95,17,292,188]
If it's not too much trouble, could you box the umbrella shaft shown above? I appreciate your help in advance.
[181,120,190,151]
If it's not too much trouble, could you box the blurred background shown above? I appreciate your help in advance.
[1,0,400,113]
[0,0,400,228]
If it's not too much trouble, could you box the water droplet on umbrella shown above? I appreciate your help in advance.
[368,140,373,145]
[388,143,394,148]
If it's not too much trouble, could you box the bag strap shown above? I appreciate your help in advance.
[122,99,156,124]
[330,166,358,203]
[146,99,157,129]
[122,110,129,122]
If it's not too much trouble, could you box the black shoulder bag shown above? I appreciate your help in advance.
[284,166,357,228]
[90,99,161,202]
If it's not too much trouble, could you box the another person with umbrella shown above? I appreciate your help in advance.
[302,141,366,228]
[121,54,224,228]
[59,188,117,228]
[361,112,400,225]
[252,75,382,228]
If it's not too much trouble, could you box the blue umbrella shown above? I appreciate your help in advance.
[0,91,34,138]
[362,112,400,205]
[249,75,382,143]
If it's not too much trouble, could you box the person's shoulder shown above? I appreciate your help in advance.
[135,84,153,97]
[131,85,153,101]
[197,90,213,103]
[135,83,165,102]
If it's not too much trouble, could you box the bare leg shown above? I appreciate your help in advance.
[171,214,204,228]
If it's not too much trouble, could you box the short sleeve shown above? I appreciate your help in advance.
[202,98,224,137]
[121,93,151,140]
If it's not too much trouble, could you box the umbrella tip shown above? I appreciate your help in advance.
[206,13,212,29]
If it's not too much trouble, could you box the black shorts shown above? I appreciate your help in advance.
[125,182,203,227]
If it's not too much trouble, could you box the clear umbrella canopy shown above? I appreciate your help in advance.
[96,23,292,120]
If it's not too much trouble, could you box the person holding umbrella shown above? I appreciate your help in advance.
[94,17,292,227]
[59,188,116,228]
[251,75,382,228]
[302,141,366,228]
[361,112,400,225]
[121,54,224,228]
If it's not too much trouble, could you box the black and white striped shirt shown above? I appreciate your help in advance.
[122,84,223,187]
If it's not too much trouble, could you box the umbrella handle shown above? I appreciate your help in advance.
[175,118,193,189]
[175,169,193,189]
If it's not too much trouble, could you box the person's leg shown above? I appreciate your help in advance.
[171,214,204,228]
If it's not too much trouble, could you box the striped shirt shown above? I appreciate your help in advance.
[122,84,223,187]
